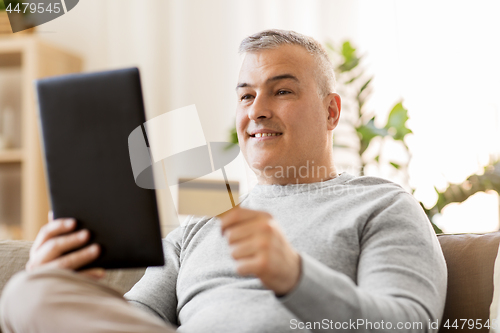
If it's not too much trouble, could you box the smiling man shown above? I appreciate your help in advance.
[0,30,446,333]
[235,42,340,186]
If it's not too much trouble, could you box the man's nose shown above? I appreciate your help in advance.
[248,95,272,121]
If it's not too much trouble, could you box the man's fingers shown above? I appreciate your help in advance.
[80,268,106,280]
[33,229,91,266]
[31,219,76,255]
[220,208,268,234]
[27,213,101,273]
[235,255,268,277]
[45,244,100,271]
[224,219,267,244]
[230,237,262,260]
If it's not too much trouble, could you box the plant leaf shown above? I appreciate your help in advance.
[333,143,352,149]
[359,77,373,95]
[389,162,401,169]
[356,118,388,154]
[229,126,238,144]
[341,41,356,61]
[345,73,363,84]
[338,41,361,72]
[384,102,412,141]
[431,222,443,234]
[325,41,335,52]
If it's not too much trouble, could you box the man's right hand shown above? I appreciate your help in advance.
[25,211,103,278]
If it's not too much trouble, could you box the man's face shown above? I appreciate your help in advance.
[236,44,339,184]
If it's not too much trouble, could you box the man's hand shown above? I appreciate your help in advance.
[220,207,301,296]
[26,211,104,279]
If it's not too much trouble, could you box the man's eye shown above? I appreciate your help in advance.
[276,90,291,96]
[240,94,254,101]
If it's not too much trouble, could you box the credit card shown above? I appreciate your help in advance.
[178,178,239,217]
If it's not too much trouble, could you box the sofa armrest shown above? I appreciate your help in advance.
[0,240,33,295]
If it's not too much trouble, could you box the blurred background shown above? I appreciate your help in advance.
[0,0,499,238]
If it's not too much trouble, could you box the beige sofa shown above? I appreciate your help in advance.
[1,233,500,333]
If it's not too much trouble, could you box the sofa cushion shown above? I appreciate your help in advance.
[100,267,147,295]
[0,240,146,296]
[437,232,500,332]
[0,240,33,296]
[490,241,500,326]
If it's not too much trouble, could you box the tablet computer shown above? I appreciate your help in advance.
[35,67,164,269]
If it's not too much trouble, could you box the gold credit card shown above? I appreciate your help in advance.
[178,178,239,217]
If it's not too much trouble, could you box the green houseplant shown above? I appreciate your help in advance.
[325,41,412,179]
[423,159,500,221]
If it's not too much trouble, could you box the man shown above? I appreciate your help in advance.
[0,29,446,333]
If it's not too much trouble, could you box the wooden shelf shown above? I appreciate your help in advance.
[0,149,23,163]
[0,52,22,67]
[0,37,82,240]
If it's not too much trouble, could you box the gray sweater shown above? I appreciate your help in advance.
[125,173,447,332]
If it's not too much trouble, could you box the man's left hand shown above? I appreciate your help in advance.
[220,207,301,296]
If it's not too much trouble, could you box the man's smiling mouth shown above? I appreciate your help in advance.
[250,133,283,138]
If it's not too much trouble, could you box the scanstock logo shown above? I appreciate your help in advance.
[128,105,241,217]
[3,0,79,33]
[128,105,240,190]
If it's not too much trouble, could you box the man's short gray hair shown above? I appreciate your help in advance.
[239,29,336,96]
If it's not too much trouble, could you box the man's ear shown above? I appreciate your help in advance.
[326,93,341,130]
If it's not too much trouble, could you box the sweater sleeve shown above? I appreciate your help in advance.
[279,192,447,333]
[124,226,183,326]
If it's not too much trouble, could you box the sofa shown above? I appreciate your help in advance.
[1,233,500,333]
